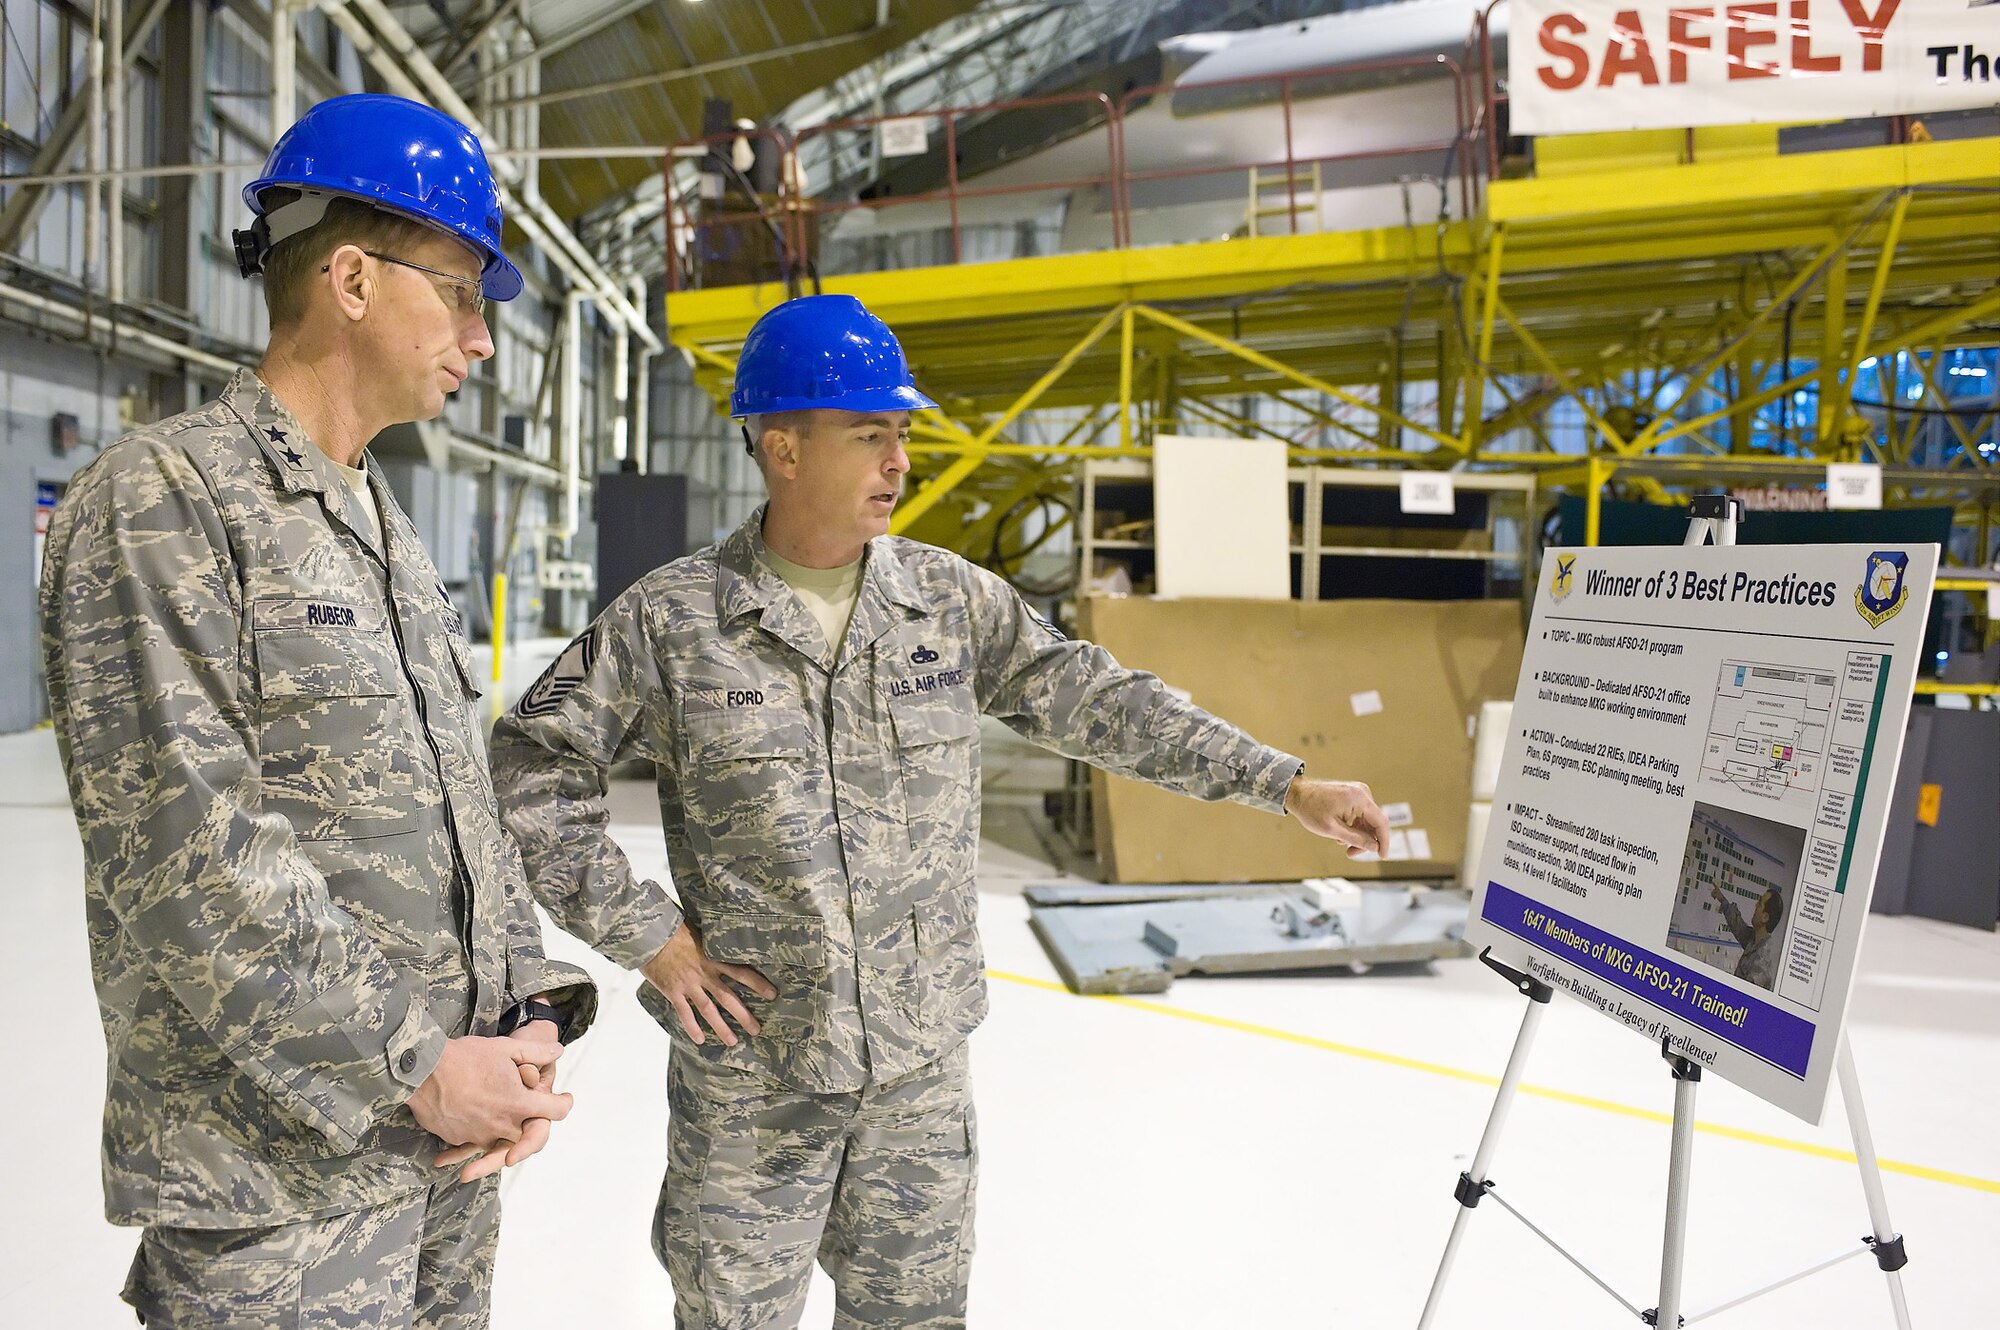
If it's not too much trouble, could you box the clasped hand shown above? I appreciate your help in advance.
[410,1023,572,1183]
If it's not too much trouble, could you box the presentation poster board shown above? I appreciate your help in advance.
[1465,543,1937,1122]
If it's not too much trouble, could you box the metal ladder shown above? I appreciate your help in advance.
[1246,161,1321,236]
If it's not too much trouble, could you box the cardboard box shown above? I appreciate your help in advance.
[1080,596,1525,883]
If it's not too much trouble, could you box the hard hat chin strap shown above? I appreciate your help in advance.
[231,219,271,279]
[232,190,335,277]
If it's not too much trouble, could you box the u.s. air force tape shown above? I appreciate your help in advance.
[514,625,600,718]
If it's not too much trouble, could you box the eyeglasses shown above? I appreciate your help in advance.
[321,250,485,318]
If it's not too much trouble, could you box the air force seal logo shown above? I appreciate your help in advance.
[1549,553,1577,603]
[1854,551,1909,628]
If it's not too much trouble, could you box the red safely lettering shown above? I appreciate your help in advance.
[1790,0,1841,71]
[1726,3,1781,79]
[1838,0,1901,72]
[1667,7,1715,82]
[1538,13,1591,89]
[1599,9,1663,84]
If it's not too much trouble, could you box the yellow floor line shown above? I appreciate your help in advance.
[986,968,2000,1197]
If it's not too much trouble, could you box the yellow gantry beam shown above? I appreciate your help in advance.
[664,130,1999,558]
[1484,137,2000,224]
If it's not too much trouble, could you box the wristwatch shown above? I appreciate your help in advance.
[498,997,569,1040]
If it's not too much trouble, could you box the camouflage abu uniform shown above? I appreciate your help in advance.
[491,507,1302,1329]
[1717,893,1783,989]
[41,370,597,1327]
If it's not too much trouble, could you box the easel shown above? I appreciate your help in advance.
[1417,495,1914,1329]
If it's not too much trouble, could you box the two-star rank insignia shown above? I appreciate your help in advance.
[266,425,306,467]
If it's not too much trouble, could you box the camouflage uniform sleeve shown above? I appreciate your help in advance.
[962,562,1304,814]
[42,437,448,1154]
[496,849,601,1042]
[489,585,682,970]
[1716,896,1755,949]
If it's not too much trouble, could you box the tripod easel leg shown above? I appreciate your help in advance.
[1837,1040,1914,1330]
[1650,1045,1703,1328]
[1418,952,1553,1329]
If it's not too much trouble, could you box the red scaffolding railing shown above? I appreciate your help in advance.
[1112,54,1478,240]
[1469,1,1507,185]
[793,91,1127,264]
[662,53,1493,293]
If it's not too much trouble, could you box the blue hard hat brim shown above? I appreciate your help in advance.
[730,382,938,418]
[482,254,523,302]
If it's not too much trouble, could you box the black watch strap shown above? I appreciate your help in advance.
[500,998,568,1039]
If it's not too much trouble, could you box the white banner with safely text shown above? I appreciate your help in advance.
[1510,0,2000,134]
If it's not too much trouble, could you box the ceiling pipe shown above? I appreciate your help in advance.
[107,0,125,304]
[440,430,569,484]
[499,20,894,111]
[479,0,659,85]
[439,0,525,79]
[610,215,634,469]
[562,289,586,544]
[786,4,1049,134]
[611,315,631,465]
[509,28,531,215]
[0,0,171,252]
[316,0,661,355]
[519,27,542,213]
[630,275,655,477]
[2,278,255,376]
[489,146,671,159]
[0,160,260,188]
[0,277,574,484]
[272,0,298,137]
[83,1,104,300]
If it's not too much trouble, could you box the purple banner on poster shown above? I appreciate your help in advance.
[1481,881,1815,1078]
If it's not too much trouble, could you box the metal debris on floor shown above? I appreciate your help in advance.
[1026,878,1471,995]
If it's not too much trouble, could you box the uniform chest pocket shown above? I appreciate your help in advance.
[683,705,819,865]
[253,614,422,841]
[890,696,978,848]
[446,634,484,700]
[442,633,488,764]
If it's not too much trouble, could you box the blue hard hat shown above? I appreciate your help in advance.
[730,295,937,418]
[235,94,522,301]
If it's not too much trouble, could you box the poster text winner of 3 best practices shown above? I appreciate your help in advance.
[1581,566,1843,607]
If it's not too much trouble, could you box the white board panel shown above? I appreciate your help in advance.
[1152,434,1290,600]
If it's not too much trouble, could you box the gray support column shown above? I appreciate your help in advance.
[156,0,207,319]
[0,0,172,254]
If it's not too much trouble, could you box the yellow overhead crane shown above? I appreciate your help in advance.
[663,125,2000,556]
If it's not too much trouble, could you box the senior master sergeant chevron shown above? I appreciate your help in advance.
[40,95,596,1328]
[490,293,1391,1330]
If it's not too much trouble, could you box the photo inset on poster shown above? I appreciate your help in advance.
[1667,803,1806,993]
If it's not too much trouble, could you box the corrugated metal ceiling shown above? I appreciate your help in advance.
[396,1,985,218]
